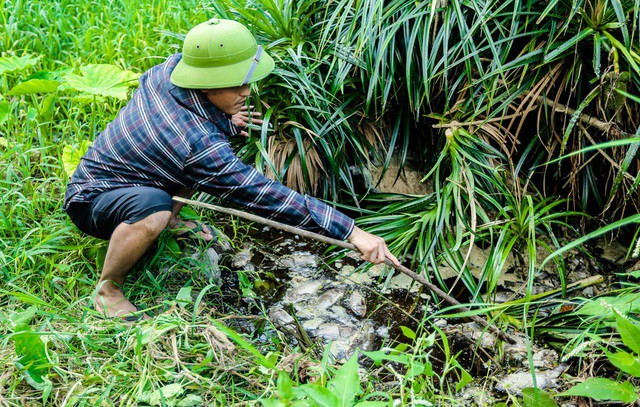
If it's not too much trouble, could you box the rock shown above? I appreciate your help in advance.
[214,231,233,252]
[339,265,375,285]
[376,326,389,338]
[495,365,567,396]
[268,306,296,334]
[444,322,497,349]
[278,252,318,276]
[366,263,385,278]
[533,348,559,369]
[191,248,221,283]
[316,323,341,340]
[457,385,495,406]
[301,318,323,331]
[311,288,345,310]
[284,280,323,303]
[329,339,352,361]
[347,290,367,317]
[388,272,420,293]
[493,291,514,303]
[231,246,253,268]
[329,305,351,324]
[433,319,448,328]
[367,159,430,195]
[503,341,528,367]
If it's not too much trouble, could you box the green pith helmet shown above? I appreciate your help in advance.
[170,18,275,89]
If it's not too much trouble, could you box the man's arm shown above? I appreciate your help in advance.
[185,135,398,265]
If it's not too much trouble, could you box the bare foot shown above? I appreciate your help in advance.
[95,285,151,321]
[168,217,214,241]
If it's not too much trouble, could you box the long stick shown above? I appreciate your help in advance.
[173,196,517,344]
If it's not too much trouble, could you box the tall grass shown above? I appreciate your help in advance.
[3,0,640,405]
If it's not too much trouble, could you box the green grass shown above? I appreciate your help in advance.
[2,0,640,406]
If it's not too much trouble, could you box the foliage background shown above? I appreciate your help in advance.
[1,0,640,405]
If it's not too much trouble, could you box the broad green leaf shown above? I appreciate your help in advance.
[0,136,7,148]
[26,106,37,121]
[29,68,73,81]
[522,388,558,407]
[38,94,57,121]
[407,362,429,378]
[71,94,106,104]
[165,237,182,259]
[328,353,360,406]
[559,378,638,403]
[149,383,184,405]
[362,349,409,365]
[260,399,286,407]
[11,324,52,403]
[616,314,640,354]
[354,403,391,407]
[95,245,108,270]
[177,395,203,406]
[577,294,640,318]
[277,370,294,399]
[10,306,38,327]
[400,325,416,340]
[176,286,193,307]
[0,100,10,125]
[454,363,473,392]
[8,79,60,95]
[64,64,140,99]
[0,55,40,75]
[179,205,200,220]
[606,350,640,377]
[61,140,92,177]
[298,384,340,407]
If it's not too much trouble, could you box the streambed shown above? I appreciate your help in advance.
[187,226,622,405]
[212,226,433,361]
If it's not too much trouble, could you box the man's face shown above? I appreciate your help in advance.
[202,85,251,115]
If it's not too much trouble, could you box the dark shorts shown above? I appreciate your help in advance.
[65,186,174,240]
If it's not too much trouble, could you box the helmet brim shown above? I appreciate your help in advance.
[170,51,275,89]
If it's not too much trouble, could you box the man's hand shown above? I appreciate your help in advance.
[231,105,263,137]
[347,226,400,266]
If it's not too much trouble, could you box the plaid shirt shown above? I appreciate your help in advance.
[64,54,355,240]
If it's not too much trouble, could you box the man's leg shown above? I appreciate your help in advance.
[96,210,171,318]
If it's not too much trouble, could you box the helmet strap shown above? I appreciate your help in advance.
[241,45,263,85]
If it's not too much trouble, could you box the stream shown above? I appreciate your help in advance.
[184,225,622,404]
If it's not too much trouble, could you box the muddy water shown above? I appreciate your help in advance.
[215,227,432,361]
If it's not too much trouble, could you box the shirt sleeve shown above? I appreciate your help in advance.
[184,134,355,240]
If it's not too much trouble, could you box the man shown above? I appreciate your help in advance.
[64,18,399,320]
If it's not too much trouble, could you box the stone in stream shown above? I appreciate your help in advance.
[329,305,351,324]
[283,279,324,304]
[494,365,567,396]
[347,290,366,317]
[191,248,221,284]
[277,252,318,277]
[231,245,253,268]
[268,306,296,335]
[311,288,345,310]
[301,317,324,331]
[316,323,341,340]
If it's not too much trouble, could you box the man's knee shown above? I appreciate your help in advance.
[136,210,172,238]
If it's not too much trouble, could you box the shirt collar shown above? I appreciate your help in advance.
[168,84,233,135]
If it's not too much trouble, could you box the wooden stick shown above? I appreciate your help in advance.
[173,196,518,344]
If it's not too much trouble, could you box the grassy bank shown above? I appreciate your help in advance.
[2,0,640,406]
